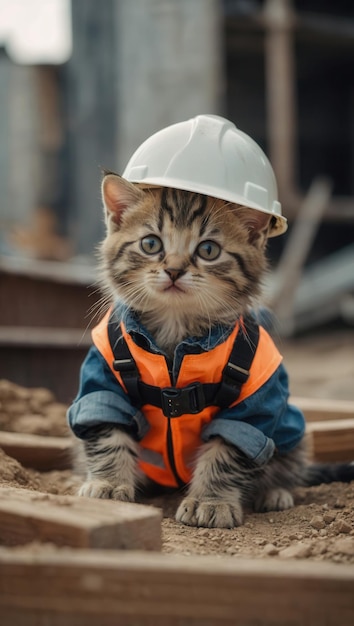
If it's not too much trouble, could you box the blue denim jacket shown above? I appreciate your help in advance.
[67,305,305,466]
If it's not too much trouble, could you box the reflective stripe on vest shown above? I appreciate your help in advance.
[92,309,282,487]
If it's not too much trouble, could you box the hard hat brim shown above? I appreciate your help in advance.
[133,179,288,237]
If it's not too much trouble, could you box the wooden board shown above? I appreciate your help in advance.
[1,398,353,474]
[293,397,354,422]
[306,418,354,462]
[0,549,353,626]
[0,487,161,551]
[2,406,354,474]
[0,431,73,470]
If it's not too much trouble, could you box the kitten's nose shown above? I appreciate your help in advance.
[165,268,185,282]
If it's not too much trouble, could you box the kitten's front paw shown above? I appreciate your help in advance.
[176,497,243,529]
[111,484,135,502]
[79,479,113,499]
[78,479,135,502]
[254,487,294,513]
[175,497,198,526]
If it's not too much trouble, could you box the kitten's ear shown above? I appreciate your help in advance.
[235,207,272,248]
[102,173,144,229]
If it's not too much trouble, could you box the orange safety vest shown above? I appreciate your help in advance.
[92,310,282,488]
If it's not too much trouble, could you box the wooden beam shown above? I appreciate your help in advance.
[0,253,95,285]
[2,398,353,473]
[293,397,354,422]
[0,487,161,551]
[269,178,332,334]
[306,419,354,463]
[264,0,297,200]
[0,326,91,347]
[0,431,73,470]
[0,549,353,625]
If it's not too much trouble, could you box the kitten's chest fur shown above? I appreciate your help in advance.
[140,308,209,359]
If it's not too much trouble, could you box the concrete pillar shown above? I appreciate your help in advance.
[67,0,223,255]
[114,0,224,171]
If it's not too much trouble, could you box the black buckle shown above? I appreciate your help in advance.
[213,362,250,408]
[113,358,137,373]
[161,383,205,418]
[223,362,250,385]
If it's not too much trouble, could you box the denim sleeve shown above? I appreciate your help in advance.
[202,364,305,465]
[67,346,149,440]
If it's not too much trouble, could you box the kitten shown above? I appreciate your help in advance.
[69,173,354,528]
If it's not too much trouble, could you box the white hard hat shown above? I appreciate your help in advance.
[122,114,287,237]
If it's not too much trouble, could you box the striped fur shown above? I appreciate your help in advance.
[77,175,354,528]
[99,177,270,355]
[78,427,146,501]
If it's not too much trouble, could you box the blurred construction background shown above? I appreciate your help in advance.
[0,0,353,402]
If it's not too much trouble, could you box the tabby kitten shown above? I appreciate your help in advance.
[72,174,353,529]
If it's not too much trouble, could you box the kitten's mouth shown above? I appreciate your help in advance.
[163,284,185,293]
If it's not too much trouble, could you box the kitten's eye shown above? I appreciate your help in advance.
[140,235,163,255]
[196,240,221,261]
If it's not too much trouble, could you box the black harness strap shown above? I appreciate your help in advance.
[214,316,259,409]
[107,318,141,404]
[107,315,259,418]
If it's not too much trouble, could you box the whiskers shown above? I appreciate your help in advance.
[114,279,152,315]
[74,284,112,347]
[192,277,245,325]
[239,320,259,353]
[87,290,112,323]
[93,186,267,355]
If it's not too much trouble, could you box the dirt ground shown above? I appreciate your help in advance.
[0,326,354,563]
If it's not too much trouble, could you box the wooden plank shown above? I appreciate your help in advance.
[0,344,88,404]
[0,269,97,329]
[306,418,354,462]
[0,431,73,470]
[269,178,332,334]
[0,326,91,347]
[263,0,297,201]
[0,487,161,551]
[0,253,95,285]
[0,549,353,626]
[2,402,353,473]
[2,401,353,472]
[293,397,354,422]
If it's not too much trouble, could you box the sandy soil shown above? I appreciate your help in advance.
[0,328,354,563]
